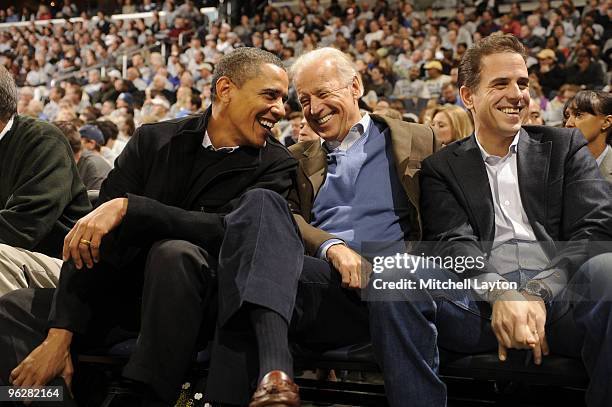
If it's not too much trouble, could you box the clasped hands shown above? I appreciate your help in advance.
[491,290,549,365]
[62,197,128,269]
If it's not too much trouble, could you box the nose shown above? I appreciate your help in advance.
[507,81,522,100]
[565,114,575,128]
[271,97,285,118]
[309,95,325,117]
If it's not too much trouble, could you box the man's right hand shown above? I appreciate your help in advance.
[63,197,128,269]
[491,290,539,361]
[326,244,368,289]
[9,328,74,392]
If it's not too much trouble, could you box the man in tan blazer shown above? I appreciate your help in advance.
[286,47,439,354]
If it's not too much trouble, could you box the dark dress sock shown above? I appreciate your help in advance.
[249,305,293,382]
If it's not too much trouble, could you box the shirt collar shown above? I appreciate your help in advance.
[475,130,520,163]
[324,113,371,152]
[202,130,241,153]
[0,115,15,143]
[596,144,610,167]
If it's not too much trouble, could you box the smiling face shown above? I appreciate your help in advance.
[460,52,529,141]
[294,60,362,142]
[222,63,288,147]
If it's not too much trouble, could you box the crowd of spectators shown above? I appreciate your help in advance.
[0,0,610,155]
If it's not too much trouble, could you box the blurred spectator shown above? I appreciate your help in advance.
[95,119,123,165]
[565,48,606,89]
[281,111,302,147]
[544,83,581,126]
[41,86,65,121]
[525,99,545,125]
[533,48,566,99]
[438,82,464,108]
[430,104,474,146]
[56,121,111,190]
[424,60,451,100]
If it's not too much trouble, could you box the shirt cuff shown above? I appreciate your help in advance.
[317,239,346,260]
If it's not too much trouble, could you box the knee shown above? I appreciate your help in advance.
[146,240,210,283]
[242,188,284,202]
[580,253,612,292]
[0,289,32,326]
[239,188,288,213]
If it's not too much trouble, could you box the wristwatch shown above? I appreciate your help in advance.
[521,280,553,304]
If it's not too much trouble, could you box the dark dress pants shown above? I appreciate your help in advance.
[368,253,612,407]
[0,188,305,405]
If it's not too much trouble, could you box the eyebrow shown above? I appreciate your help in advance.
[489,77,529,85]
[261,88,288,99]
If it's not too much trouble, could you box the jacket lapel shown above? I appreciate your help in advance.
[300,139,327,197]
[372,114,414,179]
[448,135,495,240]
[165,113,208,207]
[516,128,551,231]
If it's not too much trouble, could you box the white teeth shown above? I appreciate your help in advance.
[317,114,332,124]
[258,119,274,129]
[499,107,520,114]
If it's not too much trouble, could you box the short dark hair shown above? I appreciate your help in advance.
[210,47,284,102]
[53,121,81,154]
[96,120,119,143]
[458,33,527,91]
[0,65,17,122]
[565,90,612,143]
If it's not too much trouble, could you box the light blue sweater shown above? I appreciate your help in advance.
[311,117,412,254]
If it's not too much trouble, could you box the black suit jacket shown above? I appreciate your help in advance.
[420,126,612,280]
[49,107,297,334]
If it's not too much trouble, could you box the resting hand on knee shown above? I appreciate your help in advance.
[63,197,128,269]
[326,244,371,289]
[9,328,74,394]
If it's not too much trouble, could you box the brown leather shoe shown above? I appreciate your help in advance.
[249,370,300,407]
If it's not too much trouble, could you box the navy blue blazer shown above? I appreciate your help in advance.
[419,126,612,278]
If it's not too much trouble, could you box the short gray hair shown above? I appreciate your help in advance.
[0,65,17,121]
[290,47,364,96]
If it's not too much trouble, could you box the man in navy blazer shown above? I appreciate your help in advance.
[369,33,612,407]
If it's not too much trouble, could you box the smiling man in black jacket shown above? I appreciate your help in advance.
[0,48,302,406]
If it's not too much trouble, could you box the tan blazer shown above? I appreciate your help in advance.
[599,148,612,183]
[288,114,440,256]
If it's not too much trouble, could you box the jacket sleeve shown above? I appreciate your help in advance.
[0,136,83,250]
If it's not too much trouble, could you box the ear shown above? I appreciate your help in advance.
[602,115,612,132]
[351,75,362,99]
[214,76,233,104]
[459,85,473,110]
